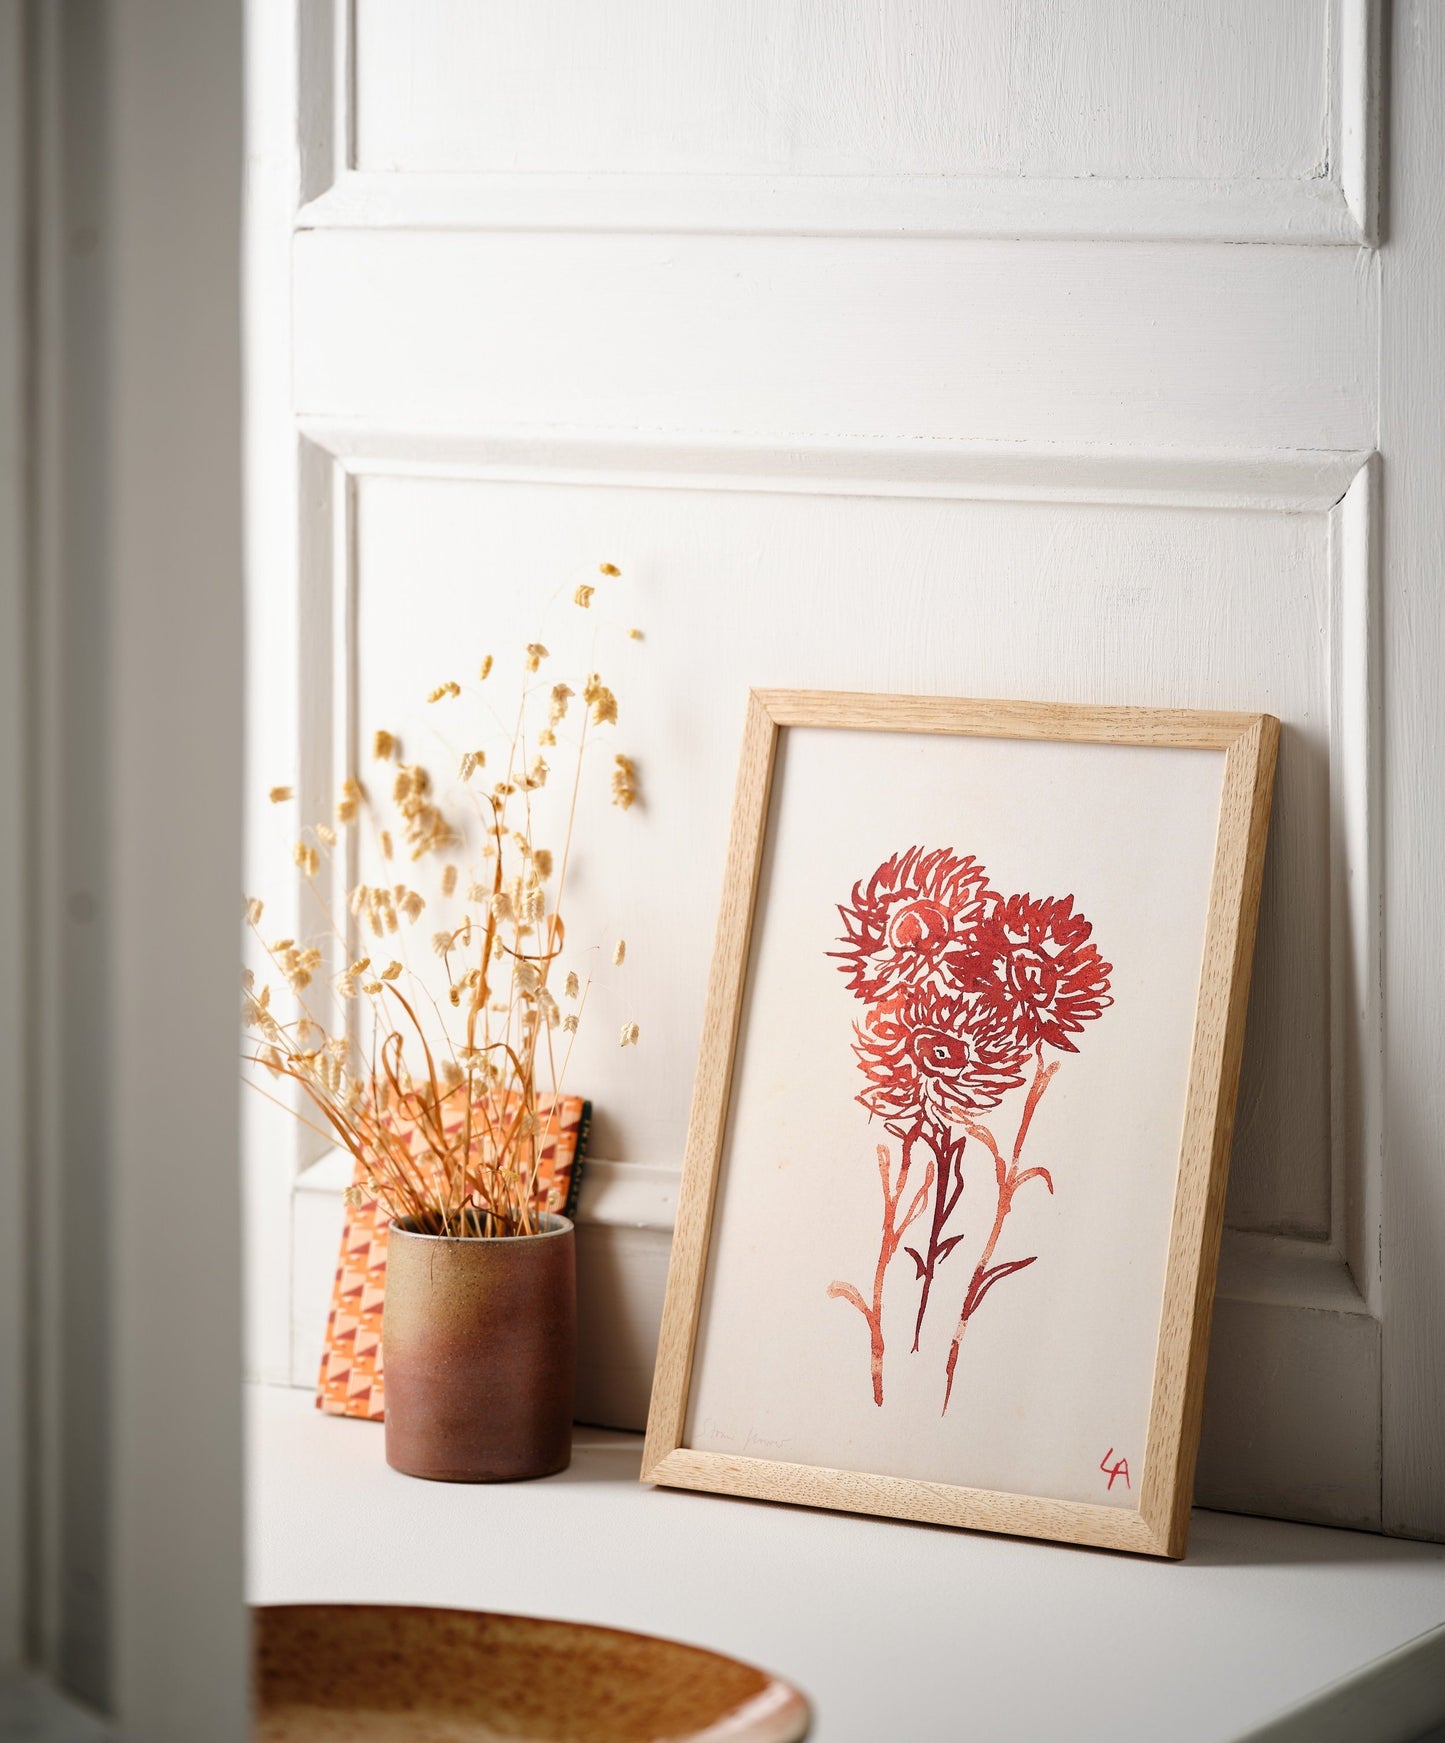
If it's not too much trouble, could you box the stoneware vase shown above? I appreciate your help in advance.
[382,1213,576,1482]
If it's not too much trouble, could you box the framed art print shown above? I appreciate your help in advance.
[642,692,1278,1558]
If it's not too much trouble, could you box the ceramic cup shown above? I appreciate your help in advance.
[382,1213,576,1482]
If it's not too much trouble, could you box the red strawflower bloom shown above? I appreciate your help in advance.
[832,847,999,1004]
[853,986,1029,1135]
[971,893,1113,1052]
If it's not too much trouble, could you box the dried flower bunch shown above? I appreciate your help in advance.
[242,565,641,1239]
[827,847,1112,1410]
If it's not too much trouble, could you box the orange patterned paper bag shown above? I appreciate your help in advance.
[316,1095,590,1421]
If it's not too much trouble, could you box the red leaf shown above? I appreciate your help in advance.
[964,1254,1038,1320]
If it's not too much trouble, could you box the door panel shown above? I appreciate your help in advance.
[250,0,1413,1533]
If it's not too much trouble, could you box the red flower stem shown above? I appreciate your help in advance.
[942,1052,1059,1414]
[829,1133,934,1406]
[910,1122,964,1351]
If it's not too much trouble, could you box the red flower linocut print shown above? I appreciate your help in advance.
[827,848,1112,1413]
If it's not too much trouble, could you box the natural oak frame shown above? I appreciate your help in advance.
[642,691,1280,1559]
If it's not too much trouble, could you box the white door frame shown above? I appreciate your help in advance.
[9,1,249,1735]
[0,0,30,1684]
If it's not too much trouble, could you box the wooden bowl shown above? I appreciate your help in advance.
[254,1603,811,1742]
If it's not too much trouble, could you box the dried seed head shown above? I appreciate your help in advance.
[459,749,486,781]
[531,848,553,880]
[334,974,358,1000]
[537,988,560,1029]
[362,980,383,995]
[269,785,293,804]
[342,1184,366,1211]
[599,562,621,577]
[613,939,626,966]
[611,753,637,811]
[348,957,371,974]
[336,777,364,825]
[389,762,454,862]
[562,1013,579,1034]
[466,881,488,903]
[316,823,337,847]
[440,864,458,898]
[523,755,548,790]
[549,683,573,725]
[393,765,430,805]
[427,681,462,703]
[628,627,644,641]
[373,730,398,762]
[564,970,580,999]
[573,584,594,609]
[620,1021,640,1047]
[379,830,394,861]
[478,655,493,681]
[582,673,617,726]
[513,959,542,993]
[491,891,514,923]
[538,728,556,748]
[380,961,402,981]
[244,896,264,926]
[293,841,320,878]
[432,929,453,958]
[398,888,425,922]
[523,642,549,673]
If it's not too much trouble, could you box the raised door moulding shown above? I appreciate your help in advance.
[293,421,1382,1338]
[295,0,1380,246]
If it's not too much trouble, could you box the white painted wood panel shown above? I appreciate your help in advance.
[303,0,1380,243]
[345,474,1336,1232]
[1380,1,1445,1543]
[293,231,1378,453]
[354,0,1330,182]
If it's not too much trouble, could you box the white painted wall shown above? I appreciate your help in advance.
[251,0,1445,1541]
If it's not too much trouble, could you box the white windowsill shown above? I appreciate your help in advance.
[248,1384,1445,1743]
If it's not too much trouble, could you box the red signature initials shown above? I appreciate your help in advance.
[1100,1448,1131,1491]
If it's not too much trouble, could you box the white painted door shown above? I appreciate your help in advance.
[249,0,1445,1540]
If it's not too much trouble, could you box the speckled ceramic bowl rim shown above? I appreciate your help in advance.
[388,1212,574,1244]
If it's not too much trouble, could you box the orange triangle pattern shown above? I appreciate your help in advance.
[315,1093,588,1422]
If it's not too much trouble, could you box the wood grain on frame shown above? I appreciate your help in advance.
[642,691,1279,1558]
